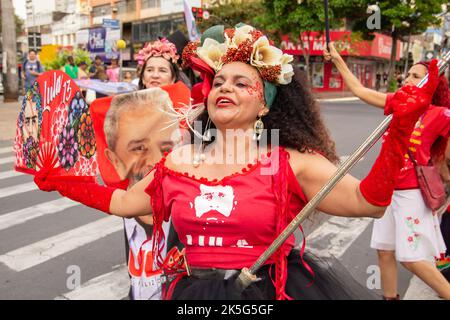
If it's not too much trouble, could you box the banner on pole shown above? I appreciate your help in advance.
[183,0,201,41]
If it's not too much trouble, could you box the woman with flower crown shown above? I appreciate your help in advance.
[34,24,442,300]
[136,38,187,90]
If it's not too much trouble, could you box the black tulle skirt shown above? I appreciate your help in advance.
[170,250,380,300]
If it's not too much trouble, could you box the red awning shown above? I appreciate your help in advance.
[281,31,401,61]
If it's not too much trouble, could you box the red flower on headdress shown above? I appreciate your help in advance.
[181,40,200,69]
[189,56,215,101]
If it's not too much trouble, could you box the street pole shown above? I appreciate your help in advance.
[1,0,19,101]
[119,21,123,82]
[403,33,411,80]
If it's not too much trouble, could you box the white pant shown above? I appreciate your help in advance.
[370,189,447,262]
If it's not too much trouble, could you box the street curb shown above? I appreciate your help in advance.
[317,97,360,103]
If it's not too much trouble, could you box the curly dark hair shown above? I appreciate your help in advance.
[193,67,339,164]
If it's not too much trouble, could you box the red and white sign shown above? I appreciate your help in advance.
[281,31,401,60]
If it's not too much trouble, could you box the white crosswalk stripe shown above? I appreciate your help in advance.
[0,142,130,299]
[0,170,22,180]
[404,276,442,300]
[0,140,433,299]
[56,264,129,300]
[0,147,13,155]
[0,156,15,165]
[0,198,80,231]
[306,216,372,258]
[0,181,37,199]
[0,215,123,272]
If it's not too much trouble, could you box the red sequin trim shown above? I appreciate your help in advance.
[224,28,235,39]
[158,150,273,185]
[259,65,282,83]
[250,30,264,41]
[181,40,200,69]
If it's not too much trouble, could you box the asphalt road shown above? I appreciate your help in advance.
[0,99,436,299]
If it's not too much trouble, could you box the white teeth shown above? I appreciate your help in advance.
[218,99,231,104]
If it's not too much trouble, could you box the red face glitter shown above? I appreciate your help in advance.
[245,79,264,103]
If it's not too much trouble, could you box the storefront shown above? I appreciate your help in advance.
[130,13,185,65]
[281,31,402,92]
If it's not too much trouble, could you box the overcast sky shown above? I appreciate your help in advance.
[12,0,26,19]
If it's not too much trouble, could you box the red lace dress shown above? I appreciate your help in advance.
[145,146,309,299]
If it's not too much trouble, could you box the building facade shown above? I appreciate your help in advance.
[282,31,403,92]
[84,0,201,65]
[25,0,89,48]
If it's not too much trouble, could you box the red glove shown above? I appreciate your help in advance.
[34,168,117,214]
[360,59,440,206]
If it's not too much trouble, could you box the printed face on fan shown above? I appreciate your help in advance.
[23,98,39,142]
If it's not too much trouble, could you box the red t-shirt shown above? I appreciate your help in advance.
[145,147,307,269]
[385,93,450,189]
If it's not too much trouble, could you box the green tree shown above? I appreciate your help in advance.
[43,48,92,71]
[197,0,266,30]
[258,0,342,81]
[1,0,18,101]
[0,9,24,36]
[335,0,446,90]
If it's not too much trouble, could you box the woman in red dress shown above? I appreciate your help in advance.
[324,42,450,299]
[34,24,443,299]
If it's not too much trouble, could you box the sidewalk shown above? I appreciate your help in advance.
[314,90,356,100]
[314,87,389,101]
[0,97,20,141]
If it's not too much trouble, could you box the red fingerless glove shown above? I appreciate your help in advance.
[360,59,440,206]
[34,169,116,214]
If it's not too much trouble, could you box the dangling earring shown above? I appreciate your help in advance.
[253,115,264,141]
[193,117,212,167]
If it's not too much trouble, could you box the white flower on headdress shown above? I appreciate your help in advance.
[250,36,283,68]
[277,53,294,84]
[278,62,295,85]
[234,25,254,46]
[196,38,227,71]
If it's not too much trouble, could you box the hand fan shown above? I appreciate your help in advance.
[14,70,98,177]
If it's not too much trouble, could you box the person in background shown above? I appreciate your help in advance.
[324,41,450,300]
[383,71,388,87]
[77,61,89,80]
[22,49,43,92]
[64,56,79,79]
[131,64,142,87]
[376,73,381,91]
[123,71,133,83]
[102,89,178,299]
[86,38,190,299]
[89,55,108,81]
[107,58,120,83]
[437,141,450,281]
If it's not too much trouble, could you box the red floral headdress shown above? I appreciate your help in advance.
[136,38,180,65]
[182,24,294,86]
